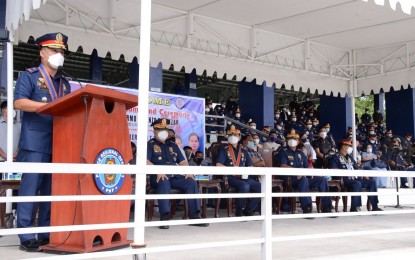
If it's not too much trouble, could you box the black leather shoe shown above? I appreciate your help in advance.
[20,239,41,252]
[372,207,383,211]
[243,208,253,216]
[350,208,358,212]
[322,206,333,213]
[159,213,170,229]
[302,207,312,214]
[37,238,49,246]
[189,215,209,227]
[400,185,409,189]
[235,209,244,217]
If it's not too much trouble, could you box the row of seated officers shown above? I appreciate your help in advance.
[147,118,382,229]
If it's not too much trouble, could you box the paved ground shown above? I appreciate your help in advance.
[1,188,415,260]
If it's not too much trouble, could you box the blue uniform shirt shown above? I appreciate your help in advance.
[329,153,359,170]
[278,148,309,168]
[147,138,185,166]
[14,67,70,154]
[216,144,253,167]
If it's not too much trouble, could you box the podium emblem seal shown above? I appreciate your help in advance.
[94,148,125,195]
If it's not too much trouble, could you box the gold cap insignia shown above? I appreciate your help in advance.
[56,33,63,43]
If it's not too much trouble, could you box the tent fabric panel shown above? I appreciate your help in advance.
[357,69,415,95]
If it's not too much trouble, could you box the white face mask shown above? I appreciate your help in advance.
[292,118,297,122]
[319,132,327,138]
[228,135,239,145]
[45,52,65,69]
[277,126,282,130]
[275,114,280,118]
[287,139,298,148]
[370,140,375,144]
[205,108,210,113]
[306,125,312,129]
[250,125,256,129]
[367,148,372,153]
[235,113,241,118]
[222,104,226,108]
[347,147,353,155]
[253,139,260,145]
[157,130,168,142]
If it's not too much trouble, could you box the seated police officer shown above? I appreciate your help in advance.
[147,118,208,229]
[329,140,383,212]
[278,130,332,213]
[216,125,261,216]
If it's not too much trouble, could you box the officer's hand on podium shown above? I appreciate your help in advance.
[185,174,195,180]
[156,174,169,183]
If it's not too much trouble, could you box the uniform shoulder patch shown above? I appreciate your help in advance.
[26,67,39,74]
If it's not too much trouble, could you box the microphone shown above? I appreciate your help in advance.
[61,69,84,90]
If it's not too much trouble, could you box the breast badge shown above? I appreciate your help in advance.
[37,78,48,90]
[154,144,161,153]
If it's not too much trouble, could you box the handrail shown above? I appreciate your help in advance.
[1,162,415,260]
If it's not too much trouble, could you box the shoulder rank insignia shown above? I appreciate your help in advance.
[26,67,39,74]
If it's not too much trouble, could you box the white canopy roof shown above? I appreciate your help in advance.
[5,0,415,96]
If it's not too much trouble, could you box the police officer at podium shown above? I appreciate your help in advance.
[14,32,71,252]
[147,118,208,229]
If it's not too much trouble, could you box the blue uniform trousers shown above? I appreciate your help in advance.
[343,177,379,209]
[16,149,52,243]
[150,175,200,218]
[228,177,261,211]
[290,176,331,209]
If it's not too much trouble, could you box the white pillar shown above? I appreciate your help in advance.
[6,41,13,163]
[133,0,152,252]
[261,173,272,260]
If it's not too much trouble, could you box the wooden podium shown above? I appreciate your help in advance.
[37,85,138,253]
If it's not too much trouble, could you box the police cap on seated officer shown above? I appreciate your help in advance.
[147,118,208,229]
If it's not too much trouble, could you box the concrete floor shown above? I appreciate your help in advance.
[1,188,415,260]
